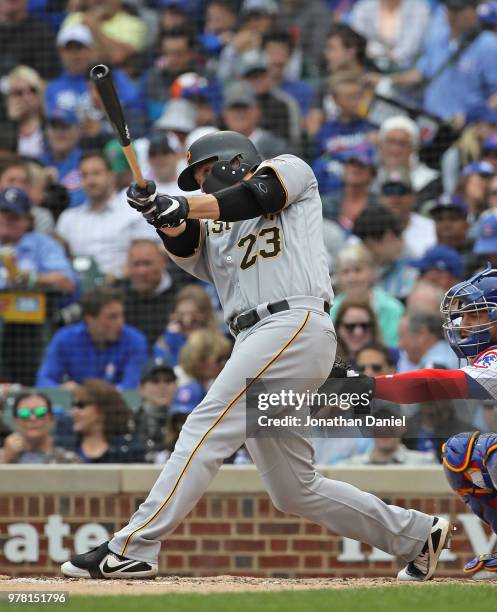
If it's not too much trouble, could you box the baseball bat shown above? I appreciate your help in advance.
[89,64,146,188]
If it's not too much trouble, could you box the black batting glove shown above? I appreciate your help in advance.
[143,194,190,229]
[126,180,157,215]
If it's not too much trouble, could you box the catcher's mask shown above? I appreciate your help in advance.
[440,265,497,359]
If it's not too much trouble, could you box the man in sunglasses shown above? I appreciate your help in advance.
[379,167,436,258]
[0,391,80,464]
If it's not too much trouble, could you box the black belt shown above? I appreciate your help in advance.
[229,299,330,337]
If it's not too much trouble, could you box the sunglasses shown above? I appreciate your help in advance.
[381,184,412,197]
[16,406,49,420]
[341,322,372,332]
[72,400,93,410]
[357,363,384,374]
[9,86,37,97]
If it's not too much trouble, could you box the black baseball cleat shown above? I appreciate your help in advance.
[61,541,158,579]
[397,517,454,581]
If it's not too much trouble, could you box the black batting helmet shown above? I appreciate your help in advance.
[178,130,262,193]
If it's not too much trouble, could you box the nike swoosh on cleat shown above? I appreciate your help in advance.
[101,558,139,574]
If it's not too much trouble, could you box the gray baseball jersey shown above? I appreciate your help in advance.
[166,154,334,322]
[107,152,433,569]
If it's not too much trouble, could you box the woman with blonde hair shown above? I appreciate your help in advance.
[153,284,219,366]
[5,66,45,158]
[330,243,404,346]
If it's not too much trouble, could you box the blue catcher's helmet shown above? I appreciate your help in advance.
[440,265,497,359]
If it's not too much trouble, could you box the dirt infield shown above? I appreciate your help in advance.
[0,575,489,595]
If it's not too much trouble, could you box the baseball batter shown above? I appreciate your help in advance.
[61,131,449,582]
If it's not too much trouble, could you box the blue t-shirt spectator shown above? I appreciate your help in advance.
[153,328,187,366]
[36,321,148,389]
[14,231,75,282]
[417,12,497,119]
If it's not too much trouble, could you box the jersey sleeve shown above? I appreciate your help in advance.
[461,348,497,401]
[256,154,317,207]
[163,221,215,284]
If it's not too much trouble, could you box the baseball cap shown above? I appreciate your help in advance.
[462,160,495,176]
[154,99,197,133]
[241,0,278,15]
[56,24,94,47]
[380,167,412,193]
[47,108,79,127]
[425,193,468,218]
[0,188,32,216]
[140,357,176,384]
[478,0,497,24]
[159,0,189,10]
[224,81,257,108]
[148,133,176,156]
[239,50,268,77]
[341,144,375,167]
[483,133,497,152]
[409,245,464,278]
[475,212,497,254]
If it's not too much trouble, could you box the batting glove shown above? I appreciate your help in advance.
[144,194,190,229]
[126,180,157,214]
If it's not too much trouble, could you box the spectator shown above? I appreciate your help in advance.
[308,24,368,134]
[46,25,142,135]
[398,311,459,371]
[262,30,315,119]
[356,342,396,376]
[146,132,189,194]
[158,0,191,31]
[3,66,45,158]
[0,392,12,446]
[405,280,445,314]
[134,357,178,463]
[482,133,497,171]
[424,193,471,253]
[353,206,418,300]
[174,329,231,408]
[38,108,85,208]
[221,81,287,160]
[313,72,376,169]
[331,244,404,346]
[486,172,497,211]
[0,0,59,79]
[61,0,146,68]
[318,144,377,226]
[24,160,70,222]
[116,240,178,349]
[0,158,55,234]
[279,0,332,71]
[70,379,145,463]
[334,297,382,365]
[154,98,198,152]
[238,50,302,153]
[154,402,193,464]
[351,0,430,71]
[36,287,148,389]
[216,0,278,82]
[409,245,464,290]
[0,187,74,293]
[374,116,441,204]
[141,27,198,123]
[458,160,494,219]
[0,391,80,464]
[154,284,219,367]
[383,0,497,120]
[337,408,436,465]
[473,210,497,267]
[378,167,437,258]
[204,0,237,40]
[171,73,221,128]
[55,151,155,279]
[403,400,473,460]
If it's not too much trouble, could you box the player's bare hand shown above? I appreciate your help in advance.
[145,195,190,229]
[1,432,26,463]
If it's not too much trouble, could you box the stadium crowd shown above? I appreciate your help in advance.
[1,0,497,466]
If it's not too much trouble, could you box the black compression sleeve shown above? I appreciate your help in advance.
[157,219,201,257]
[215,173,286,222]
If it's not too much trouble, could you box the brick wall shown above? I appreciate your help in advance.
[0,490,490,578]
